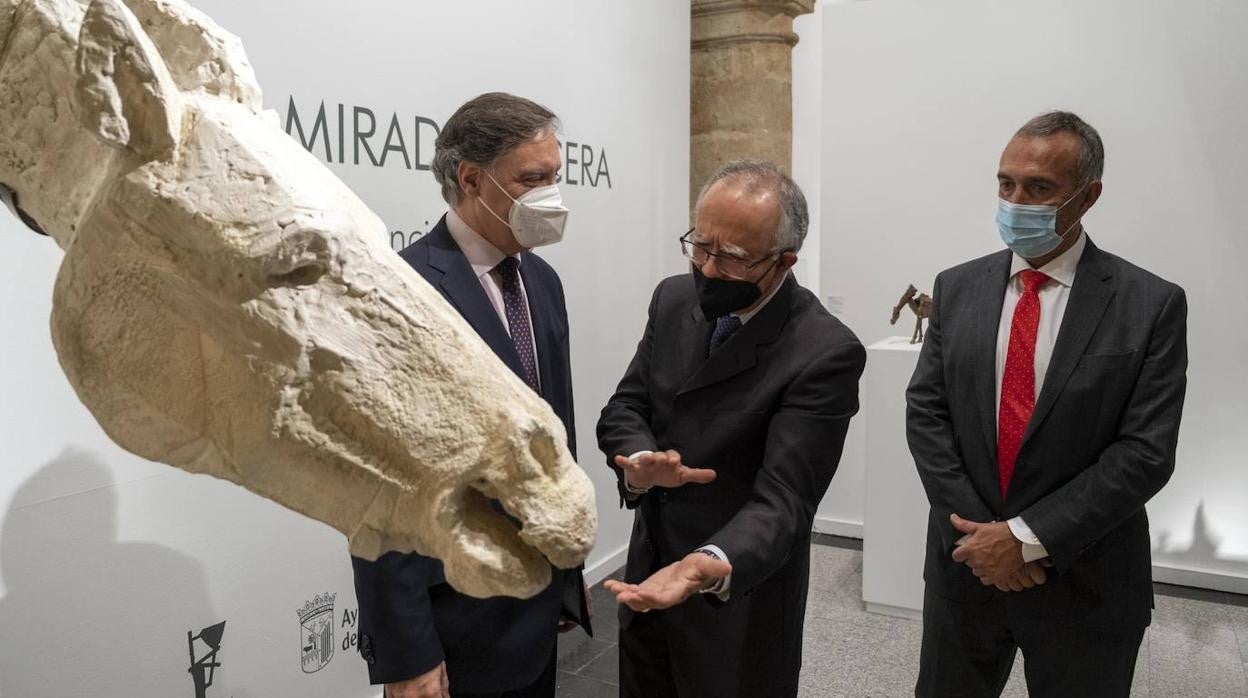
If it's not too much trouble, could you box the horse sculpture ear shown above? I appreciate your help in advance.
[120,0,263,111]
[74,0,182,159]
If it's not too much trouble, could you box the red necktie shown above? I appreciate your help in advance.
[997,269,1050,498]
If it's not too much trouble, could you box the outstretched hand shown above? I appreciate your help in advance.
[614,450,717,491]
[603,552,732,612]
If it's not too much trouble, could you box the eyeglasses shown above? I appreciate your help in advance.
[679,228,777,281]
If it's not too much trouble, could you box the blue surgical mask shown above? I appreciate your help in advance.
[996,185,1087,259]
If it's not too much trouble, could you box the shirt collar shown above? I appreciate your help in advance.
[735,272,788,325]
[1008,229,1087,288]
[446,207,519,278]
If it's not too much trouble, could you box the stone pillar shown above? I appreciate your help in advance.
[690,0,815,210]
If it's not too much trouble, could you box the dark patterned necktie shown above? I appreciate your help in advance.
[708,314,743,354]
[493,257,540,392]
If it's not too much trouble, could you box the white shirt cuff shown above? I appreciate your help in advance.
[1007,517,1050,563]
[695,545,731,600]
[622,451,653,495]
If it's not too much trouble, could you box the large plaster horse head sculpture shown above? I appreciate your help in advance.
[0,0,595,598]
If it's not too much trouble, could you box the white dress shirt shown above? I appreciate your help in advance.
[996,231,1087,562]
[445,208,540,389]
[622,272,791,599]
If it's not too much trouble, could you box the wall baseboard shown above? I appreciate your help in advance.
[865,602,922,621]
[813,515,863,539]
[812,516,1248,596]
[584,544,629,586]
[1153,562,1248,595]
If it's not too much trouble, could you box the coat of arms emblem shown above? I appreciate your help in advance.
[297,592,336,673]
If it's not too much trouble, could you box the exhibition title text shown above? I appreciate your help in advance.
[285,96,613,189]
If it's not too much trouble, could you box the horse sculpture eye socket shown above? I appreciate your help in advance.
[267,259,328,287]
[264,230,332,288]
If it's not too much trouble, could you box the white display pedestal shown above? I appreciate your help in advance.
[861,336,927,620]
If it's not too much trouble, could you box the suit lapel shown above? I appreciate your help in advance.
[1022,240,1115,446]
[973,251,1012,467]
[424,222,526,377]
[677,276,794,396]
[675,301,714,390]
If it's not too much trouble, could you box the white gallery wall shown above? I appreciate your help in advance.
[0,1,689,696]
[794,0,869,539]
[796,0,1248,591]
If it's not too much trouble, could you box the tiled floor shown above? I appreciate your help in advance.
[557,571,624,695]
[557,535,1248,697]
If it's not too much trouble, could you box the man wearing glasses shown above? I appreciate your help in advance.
[597,160,866,697]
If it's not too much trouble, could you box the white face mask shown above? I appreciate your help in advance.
[479,169,569,249]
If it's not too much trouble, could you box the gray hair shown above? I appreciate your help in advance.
[1015,111,1105,187]
[695,160,808,254]
[431,92,560,205]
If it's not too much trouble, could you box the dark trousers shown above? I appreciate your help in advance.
[619,610,681,698]
[454,645,557,698]
[618,607,798,698]
[916,588,1146,698]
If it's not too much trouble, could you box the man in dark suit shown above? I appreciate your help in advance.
[907,111,1187,697]
[598,160,866,698]
[351,92,590,698]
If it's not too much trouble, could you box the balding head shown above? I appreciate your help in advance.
[695,160,808,254]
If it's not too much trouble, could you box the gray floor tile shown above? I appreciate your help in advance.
[798,614,887,697]
[805,586,864,627]
[806,546,870,625]
[577,644,619,686]
[561,545,1248,697]
[1156,592,1248,638]
[1212,596,1248,670]
[1149,595,1248,697]
[558,632,615,674]
[590,581,621,609]
[588,580,623,639]
[855,614,924,696]
[808,545,863,593]
[587,605,620,639]
[555,670,617,697]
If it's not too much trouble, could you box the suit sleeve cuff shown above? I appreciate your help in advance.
[1007,516,1050,563]
[695,545,731,601]
[623,451,654,496]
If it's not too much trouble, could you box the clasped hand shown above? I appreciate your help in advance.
[949,514,1047,592]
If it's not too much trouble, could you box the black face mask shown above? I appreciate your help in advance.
[692,261,778,319]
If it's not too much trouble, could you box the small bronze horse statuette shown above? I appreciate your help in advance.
[890,285,933,344]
